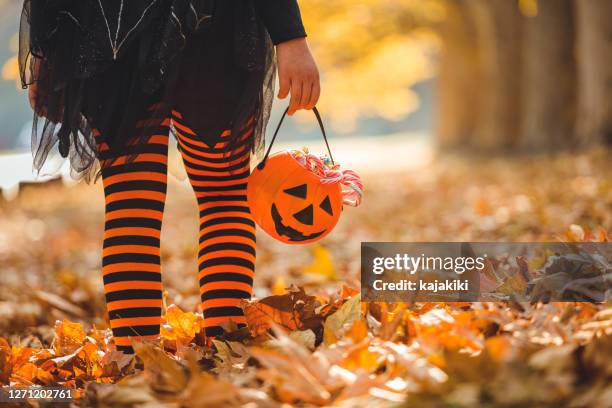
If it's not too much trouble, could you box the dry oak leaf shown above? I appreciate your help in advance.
[180,348,241,407]
[212,340,249,374]
[241,286,322,336]
[34,290,86,317]
[85,374,157,406]
[250,327,337,405]
[181,371,241,407]
[132,340,189,394]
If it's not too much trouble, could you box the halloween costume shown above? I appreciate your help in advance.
[19,0,305,175]
[99,113,255,352]
[20,0,306,352]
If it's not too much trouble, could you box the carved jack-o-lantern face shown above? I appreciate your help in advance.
[248,151,343,244]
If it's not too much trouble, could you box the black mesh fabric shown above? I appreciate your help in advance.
[19,0,275,179]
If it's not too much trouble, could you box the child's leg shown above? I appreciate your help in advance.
[172,111,255,337]
[95,122,170,353]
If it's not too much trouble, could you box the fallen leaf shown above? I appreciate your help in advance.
[34,290,86,317]
[131,341,189,394]
[53,320,87,355]
[289,329,317,350]
[324,295,361,345]
[303,245,338,281]
[160,304,201,344]
[242,286,322,336]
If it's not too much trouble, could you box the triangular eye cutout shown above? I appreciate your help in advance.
[293,204,314,225]
[319,196,333,216]
[283,184,307,199]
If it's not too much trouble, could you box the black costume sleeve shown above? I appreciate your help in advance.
[255,0,307,45]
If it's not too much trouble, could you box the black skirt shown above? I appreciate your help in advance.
[19,0,275,177]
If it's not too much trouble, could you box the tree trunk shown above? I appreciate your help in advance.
[574,0,612,145]
[436,0,480,149]
[520,0,576,151]
[466,0,523,151]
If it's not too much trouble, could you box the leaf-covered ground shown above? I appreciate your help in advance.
[0,147,610,407]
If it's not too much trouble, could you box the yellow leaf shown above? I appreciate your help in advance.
[271,276,287,295]
[345,319,369,343]
[323,295,361,345]
[160,304,201,343]
[303,245,337,281]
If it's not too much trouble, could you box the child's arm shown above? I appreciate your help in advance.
[256,1,320,115]
[276,38,319,116]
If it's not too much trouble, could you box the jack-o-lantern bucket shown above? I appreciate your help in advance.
[248,107,363,244]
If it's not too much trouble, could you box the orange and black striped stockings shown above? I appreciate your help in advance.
[97,112,255,353]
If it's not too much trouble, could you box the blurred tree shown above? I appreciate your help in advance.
[437,0,523,150]
[575,0,612,145]
[438,0,579,152]
[436,0,479,148]
[520,0,576,151]
[300,0,444,131]
[468,0,523,150]
[303,0,611,152]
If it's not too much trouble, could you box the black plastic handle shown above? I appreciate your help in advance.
[257,106,334,170]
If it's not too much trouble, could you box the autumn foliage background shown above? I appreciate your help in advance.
[1,0,611,407]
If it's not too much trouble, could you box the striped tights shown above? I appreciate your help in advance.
[96,111,255,353]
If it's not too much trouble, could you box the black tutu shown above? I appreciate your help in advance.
[19,0,275,178]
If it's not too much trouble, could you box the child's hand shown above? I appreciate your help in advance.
[27,56,45,116]
[28,82,39,112]
[276,37,320,116]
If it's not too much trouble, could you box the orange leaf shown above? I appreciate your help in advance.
[77,342,104,379]
[346,319,369,343]
[342,343,382,372]
[35,361,56,385]
[0,338,11,383]
[341,285,360,299]
[53,320,87,355]
[160,304,201,342]
[485,336,511,363]
[11,362,38,385]
[565,224,585,242]
[597,226,609,242]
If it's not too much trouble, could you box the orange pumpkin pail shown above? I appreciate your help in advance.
[247,107,363,244]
